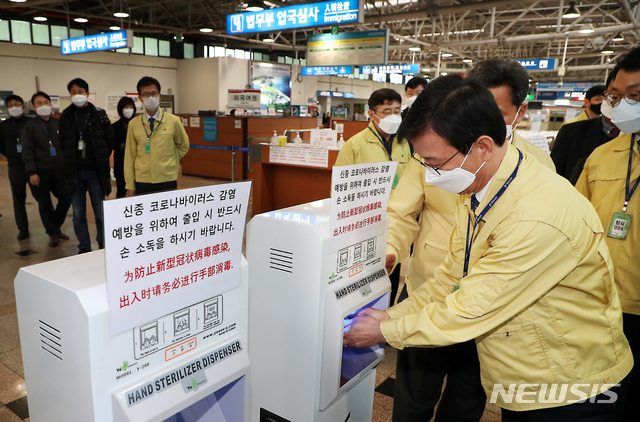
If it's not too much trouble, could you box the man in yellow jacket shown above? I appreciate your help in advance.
[335,87,410,306]
[387,59,555,422]
[124,76,190,196]
[562,85,606,126]
[345,75,632,420]
[576,48,640,422]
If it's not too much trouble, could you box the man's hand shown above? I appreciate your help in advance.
[343,308,390,348]
[126,189,135,197]
[29,174,40,186]
[385,253,397,275]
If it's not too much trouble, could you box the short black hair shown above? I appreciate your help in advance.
[117,96,136,119]
[466,59,530,107]
[585,85,606,99]
[67,78,89,93]
[137,76,161,94]
[31,91,51,105]
[616,46,640,73]
[605,66,619,89]
[5,94,24,105]
[398,74,506,153]
[368,88,402,111]
[405,76,428,92]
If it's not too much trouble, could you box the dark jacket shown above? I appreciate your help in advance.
[112,118,128,170]
[59,102,115,196]
[21,116,66,174]
[550,116,613,184]
[0,115,31,167]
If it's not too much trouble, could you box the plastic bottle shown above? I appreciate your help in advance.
[293,131,302,146]
[337,134,345,149]
[271,130,279,145]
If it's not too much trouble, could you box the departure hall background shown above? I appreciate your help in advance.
[1,0,638,421]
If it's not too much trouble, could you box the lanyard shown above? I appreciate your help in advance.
[368,126,393,161]
[73,110,89,139]
[12,118,24,142]
[623,134,640,213]
[37,117,53,147]
[463,149,523,277]
[143,110,164,142]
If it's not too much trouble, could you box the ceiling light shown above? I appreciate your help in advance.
[441,52,453,58]
[601,49,614,55]
[199,27,213,33]
[9,0,27,3]
[562,1,580,19]
[34,16,48,22]
[263,37,275,43]
[244,0,265,12]
[462,58,473,63]
[422,68,430,72]
[441,72,448,76]
[110,25,122,31]
[408,46,421,52]
[612,33,624,41]
[113,12,129,18]
[74,17,89,23]
[579,23,595,34]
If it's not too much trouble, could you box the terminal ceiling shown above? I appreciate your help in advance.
[4,0,640,82]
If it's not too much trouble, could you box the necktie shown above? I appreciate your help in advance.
[470,194,480,212]
[148,117,156,131]
[610,128,620,139]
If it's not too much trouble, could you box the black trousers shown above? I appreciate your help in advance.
[31,169,71,236]
[135,180,177,195]
[501,372,630,422]
[392,286,486,422]
[388,264,401,306]
[622,313,640,421]
[8,163,37,232]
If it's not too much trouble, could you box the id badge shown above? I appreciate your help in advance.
[77,139,85,151]
[607,212,632,240]
[145,142,150,154]
[392,173,399,189]
[16,143,22,153]
[49,146,57,157]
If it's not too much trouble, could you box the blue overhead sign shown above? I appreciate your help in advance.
[317,91,355,98]
[537,82,594,90]
[517,58,557,71]
[227,0,364,35]
[61,30,132,55]
[360,64,420,74]
[302,66,354,76]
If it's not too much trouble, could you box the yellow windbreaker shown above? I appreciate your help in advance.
[382,145,632,411]
[576,133,640,315]
[335,122,410,188]
[124,110,190,190]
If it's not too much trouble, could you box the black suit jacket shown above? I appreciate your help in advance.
[550,117,612,183]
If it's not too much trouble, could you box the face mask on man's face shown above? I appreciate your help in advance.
[589,102,602,115]
[143,96,160,111]
[505,106,522,143]
[406,95,417,108]
[71,94,88,107]
[374,113,402,135]
[8,106,23,118]
[611,100,640,134]
[36,105,52,117]
[423,143,486,194]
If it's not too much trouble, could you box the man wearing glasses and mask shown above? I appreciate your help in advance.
[576,47,640,422]
[124,76,190,196]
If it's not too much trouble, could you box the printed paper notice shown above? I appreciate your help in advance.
[329,161,397,252]
[269,146,329,167]
[190,117,201,128]
[103,182,251,334]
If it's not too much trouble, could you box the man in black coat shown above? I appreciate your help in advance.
[551,71,620,184]
[0,94,36,239]
[59,78,114,253]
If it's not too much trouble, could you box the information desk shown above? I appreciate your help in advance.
[250,144,339,215]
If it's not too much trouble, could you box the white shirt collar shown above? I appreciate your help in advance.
[145,108,161,121]
[474,175,494,204]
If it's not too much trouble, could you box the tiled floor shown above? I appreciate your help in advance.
[0,160,501,421]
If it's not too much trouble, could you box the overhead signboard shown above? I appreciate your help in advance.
[360,64,420,74]
[61,30,132,55]
[517,58,557,71]
[302,66,354,76]
[228,89,261,109]
[537,82,595,90]
[227,0,364,35]
[307,29,389,67]
[317,91,355,98]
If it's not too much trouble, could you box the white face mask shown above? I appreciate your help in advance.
[611,100,640,134]
[8,106,24,118]
[505,106,521,143]
[71,94,87,107]
[36,105,52,117]
[406,95,417,108]
[600,99,614,119]
[143,96,160,112]
[374,113,402,135]
[122,108,135,119]
[423,143,486,194]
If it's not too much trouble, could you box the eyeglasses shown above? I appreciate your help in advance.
[605,91,640,107]
[412,150,460,176]
[140,91,160,98]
